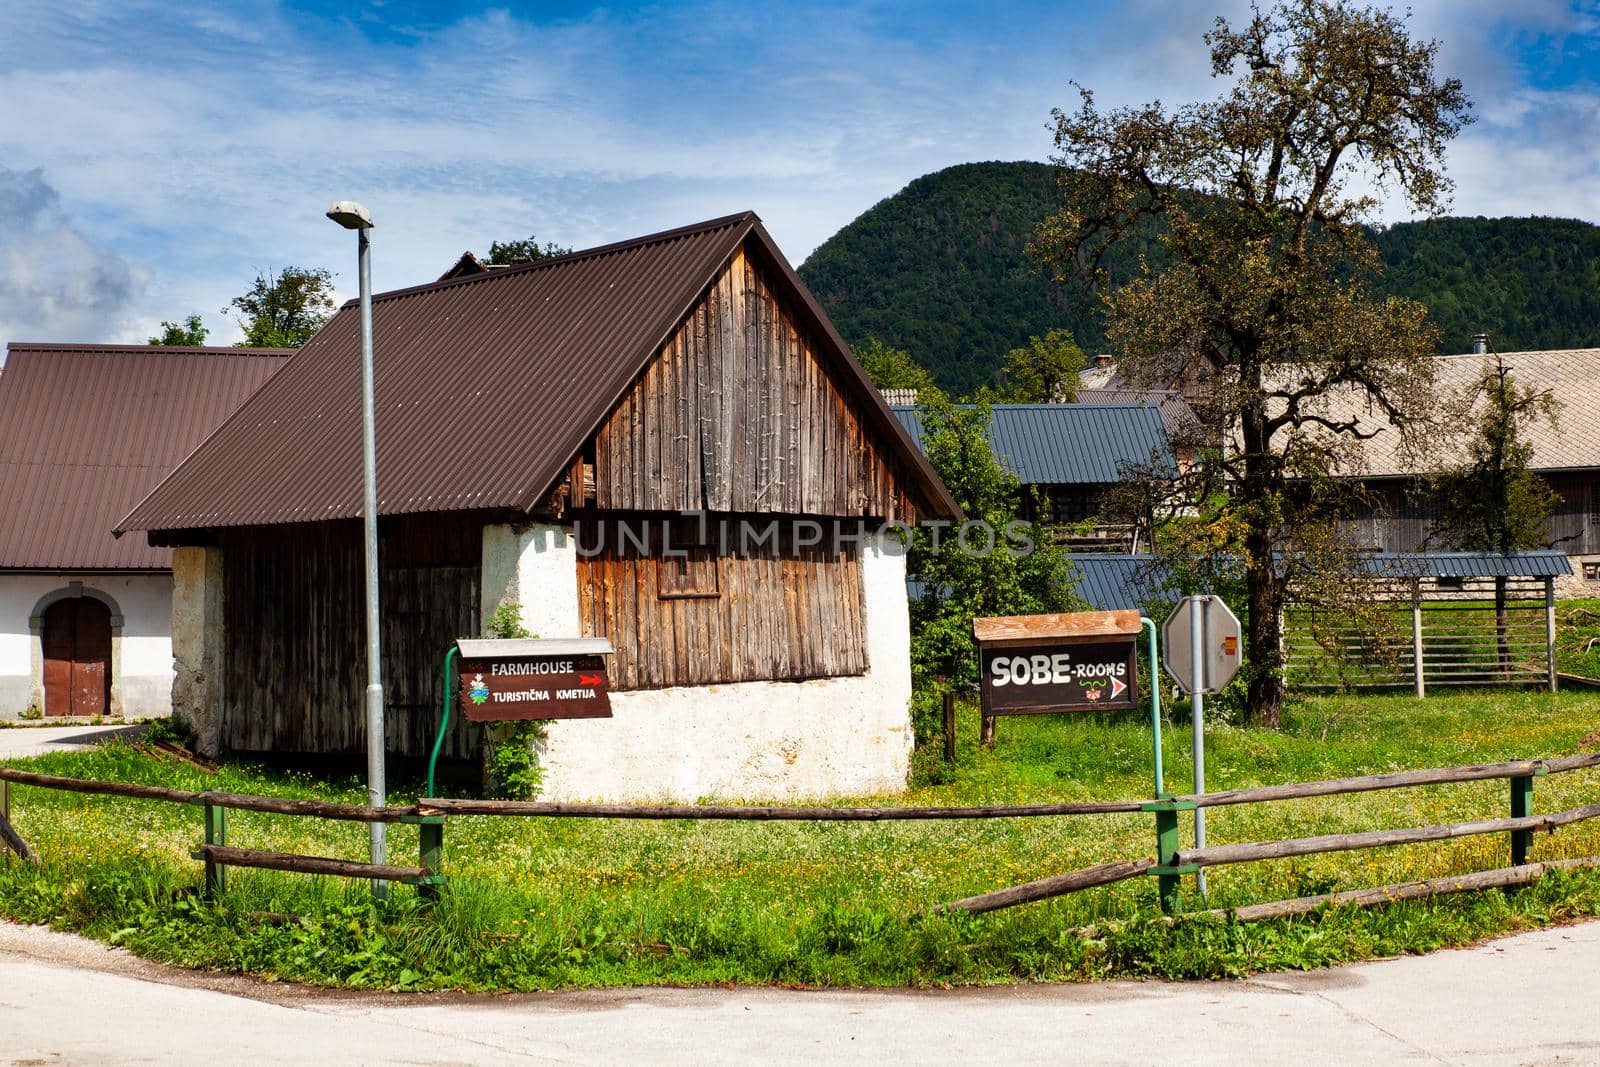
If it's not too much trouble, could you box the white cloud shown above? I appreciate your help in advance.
[0,167,150,343]
[0,0,1594,348]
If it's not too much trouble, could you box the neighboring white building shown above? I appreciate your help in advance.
[0,343,287,719]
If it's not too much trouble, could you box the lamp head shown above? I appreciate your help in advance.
[326,200,374,229]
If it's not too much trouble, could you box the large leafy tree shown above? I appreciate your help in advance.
[996,328,1084,403]
[228,267,337,348]
[853,338,937,395]
[1033,0,1471,725]
[486,235,572,265]
[148,314,208,346]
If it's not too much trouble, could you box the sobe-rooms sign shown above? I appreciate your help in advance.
[983,646,1134,709]
[974,609,1142,716]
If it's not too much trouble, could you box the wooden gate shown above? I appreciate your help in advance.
[41,598,111,717]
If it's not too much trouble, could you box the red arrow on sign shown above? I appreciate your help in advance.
[579,674,602,686]
[1108,675,1127,701]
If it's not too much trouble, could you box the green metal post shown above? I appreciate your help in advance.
[1155,807,1180,914]
[203,802,226,899]
[1141,617,1164,798]
[1143,797,1197,915]
[426,647,458,798]
[400,812,448,902]
[1511,774,1535,866]
[419,821,445,901]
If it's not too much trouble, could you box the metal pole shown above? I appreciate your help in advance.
[357,225,387,893]
[1191,596,1207,899]
[1142,616,1164,797]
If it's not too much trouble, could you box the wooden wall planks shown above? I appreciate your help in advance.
[219,514,485,759]
[591,247,918,522]
[575,517,868,691]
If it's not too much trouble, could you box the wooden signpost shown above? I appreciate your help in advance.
[973,610,1143,746]
[454,637,615,722]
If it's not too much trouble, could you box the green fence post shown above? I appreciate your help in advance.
[1143,798,1198,915]
[420,820,444,900]
[402,813,448,902]
[1511,774,1535,866]
[203,802,226,899]
[1155,807,1180,913]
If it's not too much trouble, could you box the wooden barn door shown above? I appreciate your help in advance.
[42,599,111,717]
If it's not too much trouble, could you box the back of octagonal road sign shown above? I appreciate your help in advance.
[1162,596,1243,695]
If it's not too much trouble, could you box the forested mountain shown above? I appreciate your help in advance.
[797,161,1600,394]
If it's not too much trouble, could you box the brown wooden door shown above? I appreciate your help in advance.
[42,598,111,717]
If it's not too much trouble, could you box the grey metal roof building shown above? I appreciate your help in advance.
[1068,554,1170,611]
[1075,388,1202,441]
[891,403,1172,486]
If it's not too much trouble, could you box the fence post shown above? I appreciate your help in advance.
[943,690,956,763]
[1412,581,1425,698]
[1510,774,1536,866]
[1,780,9,866]
[203,802,226,899]
[1546,577,1558,694]
[402,813,448,902]
[1143,798,1198,915]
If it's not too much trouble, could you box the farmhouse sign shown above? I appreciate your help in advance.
[973,610,1142,743]
[454,637,614,722]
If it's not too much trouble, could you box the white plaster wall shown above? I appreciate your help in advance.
[535,534,914,802]
[0,573,174,719]
[481,523,579,637]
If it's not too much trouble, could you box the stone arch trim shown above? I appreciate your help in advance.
[29,581,125,635]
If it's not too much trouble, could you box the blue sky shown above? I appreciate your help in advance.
[0,1,1596,344]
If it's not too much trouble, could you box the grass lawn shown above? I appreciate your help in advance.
[2,689,1600,990]
[1557,598,1600,679]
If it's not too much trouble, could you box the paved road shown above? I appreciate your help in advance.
[1,919,1596,1065]
[0,724,142,760]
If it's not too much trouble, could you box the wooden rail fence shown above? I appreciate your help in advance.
[2,751,1599,921]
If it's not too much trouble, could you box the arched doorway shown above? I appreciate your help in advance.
[41,597,112,717]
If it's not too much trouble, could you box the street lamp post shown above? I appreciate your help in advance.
[326,200,386,890]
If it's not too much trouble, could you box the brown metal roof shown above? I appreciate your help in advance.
[0,344,289,569]
[119,212,955,535]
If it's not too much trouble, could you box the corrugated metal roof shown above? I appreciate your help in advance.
[892,403,1172,485]
[1075,388,1202,440]
[1354,551,1573,578]
[1067,551,1570,611]
[0,344,289,569]
[1067,554,1170,611]
[121,212,954,534]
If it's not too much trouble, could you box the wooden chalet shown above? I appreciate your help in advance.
[1306,347,1600,595]
[119,213,957,801]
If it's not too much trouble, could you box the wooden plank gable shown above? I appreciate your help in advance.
[589,244,920,521]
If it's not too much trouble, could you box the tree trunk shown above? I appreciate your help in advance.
[1245,533,1285,727]
[1240,391,1285,727]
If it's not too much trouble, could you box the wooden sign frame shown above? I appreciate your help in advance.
[973,610,1143,746]
[454,637,615,722]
